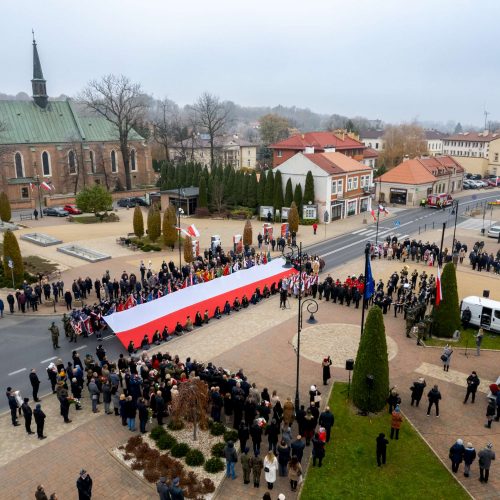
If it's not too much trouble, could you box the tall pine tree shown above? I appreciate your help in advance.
[257,171,266,206]
[247,172,258,209]
[241,173,249,207]
[303,171,315,204]
[284,178,293,207]
[273,170,284,210]
[293,183,303,211]
[198,176,208,208]
[264,170,274,206]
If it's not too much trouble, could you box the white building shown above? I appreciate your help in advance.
[425,130,445,156]
[359,130,385,151]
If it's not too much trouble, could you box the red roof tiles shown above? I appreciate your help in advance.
[270,131,364,151]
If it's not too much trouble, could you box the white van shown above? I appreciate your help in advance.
[461,296,500,333]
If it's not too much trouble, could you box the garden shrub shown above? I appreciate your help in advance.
[204,457,225,473]
[211,442,225,458]
[157,433,177,450]
[150,425,166,441]
[168,419,185,431]
[171,442,190,458]
[223,430,238,443]
[185,448,205,466]
[209,421,226,436]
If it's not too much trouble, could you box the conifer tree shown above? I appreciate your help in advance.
[257,171,266,206]
[0,192,11,222]
[351,307,390,412]
[293,183,303,211]
[273,170,284,210]
[240,173,249,207]
[198,176,208,208]
[2,229,24,284]
[163,205,178,249]
[183,235,194,263]
[432,262,461,338]
[147,205,161,242]
[303,171,315,205]
[132,206,144,238]
[288,201,299,233]
[264,169,274,206]
[284,178,293,207]
[243,219,253,246]
[247,172,258,209]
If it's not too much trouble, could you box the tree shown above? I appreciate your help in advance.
[454,122,463,134]
[75,185,112,214]
[191,92,231,167]
[246,172,258,209]
[170,378,209,441]
[264,169,274,206]
[273,170,284,210]
[184,235,194,263]
[258,113,290,145]
[163,205,178,249]
[132,206,144,238]
[351,306,390,412]
[284,178,293,207]
[257,171,266,206]
[211,183,225,214]
[0,191,12,222]
[288,201,299,233]
[243,219,253,246]
[303,171,315,205]
[80,74,149,190]
[152,97,180,161]
[432,262,461,338]
[198,176,208,208]
[293,183,303,211]
[147,206,161,242]
[379,124,427,170]
[3,229,24,285]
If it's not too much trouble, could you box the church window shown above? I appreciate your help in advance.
[111,150,117,173]
[42,151,51,176]
[89,150,96,173]
[14,152,25,178]
[68,150,77,174]
[130,149,137,171]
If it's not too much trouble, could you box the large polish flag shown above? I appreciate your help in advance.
[435,265,442,306]
[104,258,296,347]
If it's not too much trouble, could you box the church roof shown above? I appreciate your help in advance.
[0,99,144,145]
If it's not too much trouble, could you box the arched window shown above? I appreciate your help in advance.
[42,151,51,176]
[130,149,137,171]
[111,150,117,173]
[14,152,25,178]
[89,150,96,173]
[68,150,77,174]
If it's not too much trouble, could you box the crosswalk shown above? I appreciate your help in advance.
[352,227,410,241]
[457,219,497,230]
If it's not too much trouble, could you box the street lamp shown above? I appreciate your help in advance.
[177,185,186,269]
[282,241,319,411]
[33,161,43,219]
[451,200,459,252]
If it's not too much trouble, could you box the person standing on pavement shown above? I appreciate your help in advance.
[312,222,318,235]
[319,406,334,443]
[6,387,20,426]
[322,356,332,386]
[88,378,100,413]
[464,371,480,404]
[250,452,263,488]
[224,440,238,480]
[441,345,453,371]
[478,443,495,484]
[263,450,278,490]
[76,470,92,500]
[287,456,302,492]
[34,403,46,439]
[241,447,251,485]
[29,368,41,402]
[449,438,465,473]
[475,328,484,356]
[463,442,476,478]
[376,433,389,467]
[49,322,60,349]
[311,432,326,467]
[35,485,48,500]
[60,393,72,424]
[410,377,426,407]
[290,435,305,463]
[156,477,171,500]
[21,397,34,435]
[485,398,496,428]
[7,292,15,314]
[0,297,4,318]
[427,385,442,417]
[169,477,184,500]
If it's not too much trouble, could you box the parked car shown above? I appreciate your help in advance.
[63,204,82,214]
[43,207,69,217]
[487,224,500,238]
[468,180,482,188]
[131,197,149,206]
[117,198,137,208]
[487,176,500,187]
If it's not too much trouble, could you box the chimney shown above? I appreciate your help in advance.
[402,155,409,162]
[304,146,315,154]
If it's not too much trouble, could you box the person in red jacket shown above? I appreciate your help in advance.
[312,223,318,235]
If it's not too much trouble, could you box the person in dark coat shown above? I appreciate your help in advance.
[76,470,92,500]
[376,432,389,466]
[168,477,184,499]
[21,397,34,434]
[33,403,46,439]
[156,477,171,500]
[322,356,332,385]
[250,421,262,455]
[449,438,465,473]
[224,440,238,480]
[60,394,71,423]
[410,377,426,407]
[238,421,249,452]
[29,369,41,402]
[291,435,305,463]
[427,385,442,417]
[155,391,165,426]
[319,406,335,443]
[137,397,149,434]
[6,387,20,426]
[312,432,325,467]
[265,418,280,454]
[463,442,476,477]
[276,439,291,477]
[464,371,480,404]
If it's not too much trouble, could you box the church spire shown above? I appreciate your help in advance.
[31,31,48,108]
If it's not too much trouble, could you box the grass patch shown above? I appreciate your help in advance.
[70,213,119,224]
[425,328,500,350]
[301,383,468,500]
[23,255,58,276]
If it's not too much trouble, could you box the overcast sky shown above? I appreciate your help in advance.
[2,0,498,125]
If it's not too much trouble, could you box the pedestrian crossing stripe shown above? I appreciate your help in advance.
[457,219,497,230]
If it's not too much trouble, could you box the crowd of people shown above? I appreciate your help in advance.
[467,240,500,274]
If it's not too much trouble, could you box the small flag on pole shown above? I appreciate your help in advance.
[187,224,200,238]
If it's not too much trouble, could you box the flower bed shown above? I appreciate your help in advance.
[114,422,229,499]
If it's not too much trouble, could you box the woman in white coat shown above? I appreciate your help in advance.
[263,450,278,490]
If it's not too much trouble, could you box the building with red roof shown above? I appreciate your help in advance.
[269,131,366,168]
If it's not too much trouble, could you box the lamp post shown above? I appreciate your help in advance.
[33,162,43,218]
[282,241,319,412]
[451,200,459,251]
[177,186,185,269]
[360,242,371,337]
[439,222,446,266]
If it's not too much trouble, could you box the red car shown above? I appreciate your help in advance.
[63,204,82,215]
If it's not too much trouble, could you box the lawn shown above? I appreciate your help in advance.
[425,328,500,350]
[301,383,469,500]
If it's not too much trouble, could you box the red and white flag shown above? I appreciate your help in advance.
[40,181,55,191]
[29,182,35,192]
[187,224,200,238]
[370,209,377,221]
[435,265,442,306]
[175,227,190,237]
[124,294,137,310]
[379,204,389,215]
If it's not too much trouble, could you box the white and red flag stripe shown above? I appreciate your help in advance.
[435,265,442,306]
[187,224,200,238]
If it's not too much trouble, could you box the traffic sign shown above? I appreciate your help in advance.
[7,259,13,269]
[394,220,400,227]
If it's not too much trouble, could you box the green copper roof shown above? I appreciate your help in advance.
[0,99,144,145]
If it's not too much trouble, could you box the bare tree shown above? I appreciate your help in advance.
[152,98,180,161]
[379,124,428,170]
[191,92,231,167]
[79,75,149,190]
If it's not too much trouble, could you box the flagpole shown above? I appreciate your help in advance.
[360,242,370,336]
[375,206,380,244]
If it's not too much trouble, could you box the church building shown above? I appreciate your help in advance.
[0,37,154,209]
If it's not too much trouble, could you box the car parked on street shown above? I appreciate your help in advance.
[487,225,500,238]
[43,207,69,217]
[63,204,82,214]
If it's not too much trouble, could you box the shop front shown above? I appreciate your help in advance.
[331,201,344,221]
[389,188,407,205]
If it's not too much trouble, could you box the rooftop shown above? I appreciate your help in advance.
[304,151,372,175]
[270,131,364,150]
[171,135,257,149]
[444,131,500,142]
[359,130,384,139]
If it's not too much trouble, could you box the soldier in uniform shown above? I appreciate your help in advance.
[48,321,60,349]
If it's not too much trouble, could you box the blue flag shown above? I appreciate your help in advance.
[364,257,375,300]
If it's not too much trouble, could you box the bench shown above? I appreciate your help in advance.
[20,212,33,221]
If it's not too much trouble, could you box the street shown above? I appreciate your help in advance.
[1,190,498,413]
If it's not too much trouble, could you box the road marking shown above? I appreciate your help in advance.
[8,368,26,376]
[102,335,114,341]
[73,345,87,351]
[40,356,57,364]
[352,228,367,234]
